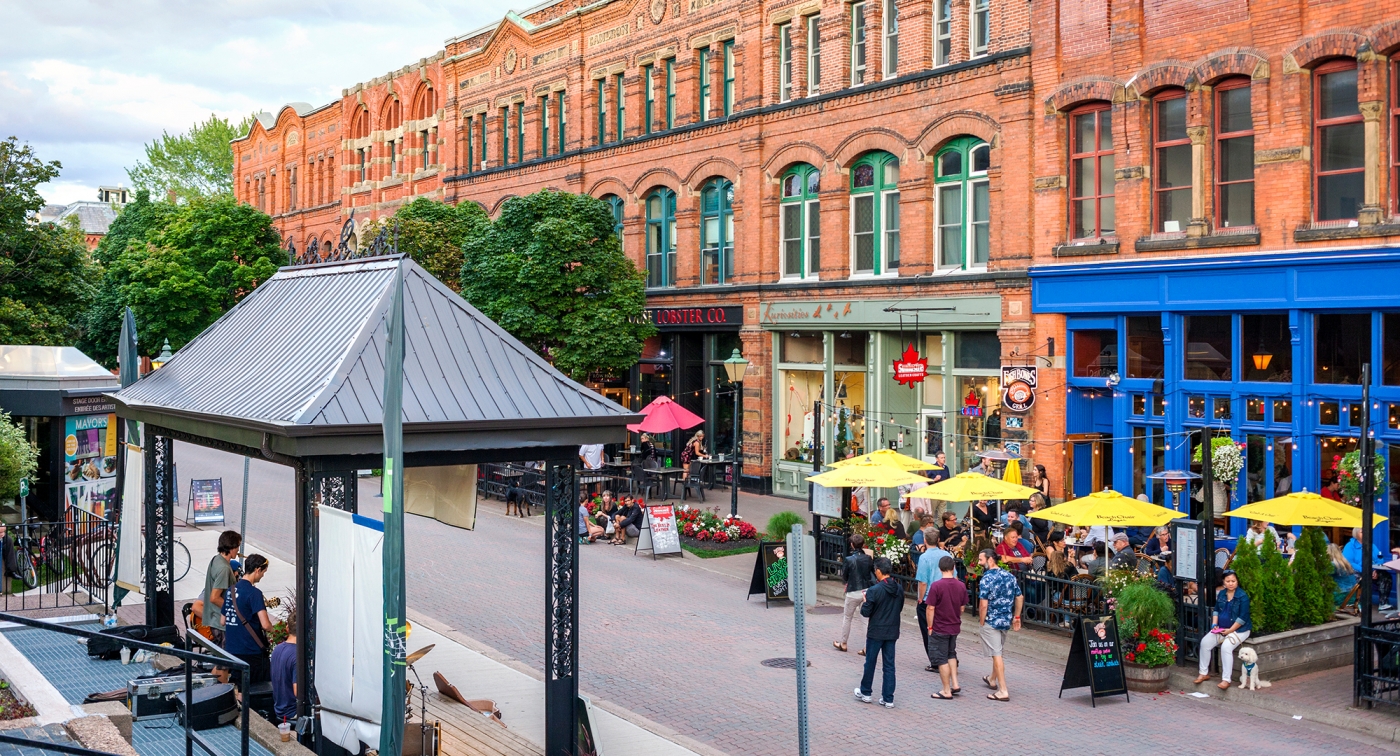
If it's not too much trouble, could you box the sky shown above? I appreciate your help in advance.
[2,1,514,206]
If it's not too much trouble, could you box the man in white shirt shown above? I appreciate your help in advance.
[579,444,605,471]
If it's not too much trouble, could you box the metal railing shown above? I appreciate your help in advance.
[0,734,122,755]
[4,510,117,613]
[1176,587,1209,667]
[1010,570,1107,632]
[0,612,252,756]
[1356,618,1400,708]
[816,530,847,580]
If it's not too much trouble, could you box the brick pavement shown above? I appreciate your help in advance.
[173,442,1400,755]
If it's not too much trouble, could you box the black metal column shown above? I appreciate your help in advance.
[143,434,175,627]
[544,460,578,756]
[297,468,358,754]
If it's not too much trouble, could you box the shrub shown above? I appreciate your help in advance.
[1229,537,1263,611]
[1102,568,1156,599]
[0,413,38,500]
[1116,582,1176,635]
[766,511,807,541]
[1292,526,1335,626]
[1255,531,1297,633]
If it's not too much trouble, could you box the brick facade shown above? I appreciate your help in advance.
[233,0,1400,501]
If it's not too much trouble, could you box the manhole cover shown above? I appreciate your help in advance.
[808,606,843,615]
[760,657,811,669]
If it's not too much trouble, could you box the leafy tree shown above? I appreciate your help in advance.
[0,137,100,346]
[1256,531,1297,633]
[126,113,255,201]
[79,195,285,365]
[1292,526,1335,625]
[460,190,653,380]
[362,198,486,292]
[0,411,38,500]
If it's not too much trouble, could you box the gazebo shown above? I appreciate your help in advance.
[109,253,637,756]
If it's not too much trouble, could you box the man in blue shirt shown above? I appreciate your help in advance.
[915,540,953,670]
[1343,527,1390,606]
[223,554,273,686]
[977,548,1022,702]
[270,606,298,723]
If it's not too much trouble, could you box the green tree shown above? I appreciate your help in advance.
[1292,526,1335,626]
[1256,531,1297,633]
[362,198,486,292]
[0,411,38,500]
[460,190,653,380]
[79,195,285,365]
[1230,537,1263,620]
[0,137,100,346]
[126,113,255,201]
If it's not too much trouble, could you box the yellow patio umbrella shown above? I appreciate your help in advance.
[1003,459,1023,486]
[1225,491,1389,529]
[807,461,932,489]
[906,472,1039,502]
[827,449,930,472]
[1029,489,1184,528]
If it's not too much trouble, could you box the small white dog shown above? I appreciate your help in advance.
[1237,646,1271,690]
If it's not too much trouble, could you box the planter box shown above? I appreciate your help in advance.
[1124,661,1171,693]
[1236,615,1358,682]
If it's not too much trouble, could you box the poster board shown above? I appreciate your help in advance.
[810,484,842,519]
[187,479,225,524]
[577,695,603,756]
[746,541,790,607]
[1059,614,1129,706]
[635,505,682,559]
[1171,519,1200,582]
[64,413,117,518]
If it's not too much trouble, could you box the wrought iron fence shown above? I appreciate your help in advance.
[816,530,848,580]
[1176,587,1209,667]
[1356,619,1400,708]
[4,509,116,614]
[1011,570,1107,632]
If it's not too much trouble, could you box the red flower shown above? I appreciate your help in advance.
[1137,643,1147,652]
[1126,652,1135,662]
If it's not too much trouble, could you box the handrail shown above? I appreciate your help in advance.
[0,734,121,756]
[0,612,250,756]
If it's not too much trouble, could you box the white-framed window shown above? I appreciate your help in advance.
[850,2,867,86]
[935,138,991,270]
[780,164,821,279]
[971,0,990,57]
[882,0,898,77]
[807,15,822,95]
[934,0,951,66]
[779,23,793,102]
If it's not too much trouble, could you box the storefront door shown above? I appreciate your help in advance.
[920,409,944,464]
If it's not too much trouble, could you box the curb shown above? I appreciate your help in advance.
[1164,668,1400,742]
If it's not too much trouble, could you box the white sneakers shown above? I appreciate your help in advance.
[853,688,872,704]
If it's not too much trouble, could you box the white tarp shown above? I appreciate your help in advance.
[316,507,384,752]
[115,439,143,594]
[405,464,477,530]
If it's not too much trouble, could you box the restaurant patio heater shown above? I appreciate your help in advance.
[1147,469,1201,513]
[722,349,749,518]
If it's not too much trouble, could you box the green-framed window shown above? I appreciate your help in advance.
[539,97,550,157]
[882,0,897,77]
[665,59,676,128]
[807,16,821,94]
[723,41,735,116]
[389,138,398,175]
[700,178,735,285]
[849,151,899,275]
[556,90,566,154]
[780,164,821,279]
[935,137,991,270]
[515,102,524,163]
[479,116,487,168]
[698,47,711,122]
[614,73,625,142]
[604,194,625,254]
[597,78,607,145]
[645,188,677,288]
[499,107,509,164]
[465,116,474,172]
[643,64,655,134]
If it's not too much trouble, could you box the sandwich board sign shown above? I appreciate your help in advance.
[635,504,682,560]
[1059,614,1129,706]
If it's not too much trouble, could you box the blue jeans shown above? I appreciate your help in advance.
[860,638,897,703]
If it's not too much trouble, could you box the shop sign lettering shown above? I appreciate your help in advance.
[1001,365,1037,413]
[648,306,742,329]
[891,343,927,387]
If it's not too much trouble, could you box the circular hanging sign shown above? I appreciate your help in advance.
[1001,365,1038,413]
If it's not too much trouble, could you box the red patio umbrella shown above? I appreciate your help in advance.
[627,395,704,434]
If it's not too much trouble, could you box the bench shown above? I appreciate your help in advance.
[420,692,543,756]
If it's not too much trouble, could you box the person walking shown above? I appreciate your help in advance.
[834,534,874,653]
[854,557,905,708]
[914,536,953,670]
[977,548,1022,702]
[926,555,966,700]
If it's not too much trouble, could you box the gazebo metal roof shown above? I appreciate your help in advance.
[110,255,637,457]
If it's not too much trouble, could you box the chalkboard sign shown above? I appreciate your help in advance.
[188,478,225,525]
[1058,614,1129,706]
[746,541,790,607]
[634,505,682,560]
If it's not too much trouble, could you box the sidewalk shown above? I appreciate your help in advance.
[126,531,711,756]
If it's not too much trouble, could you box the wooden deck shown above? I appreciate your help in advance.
[420,691,544,756]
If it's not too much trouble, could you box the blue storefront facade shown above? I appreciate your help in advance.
[1031,247,1400,551]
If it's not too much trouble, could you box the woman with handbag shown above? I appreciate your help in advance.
[223,554,275,686]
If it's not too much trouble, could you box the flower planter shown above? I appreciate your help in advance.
[1123,661,1171,693]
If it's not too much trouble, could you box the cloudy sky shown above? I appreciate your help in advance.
[3,1,512,206]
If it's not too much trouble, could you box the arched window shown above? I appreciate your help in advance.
[645,189,677,288]
[849,151,899,275]
[780,164,820,279]
[382,98,403,129]
[351,107,370,139]
[700,179,734,285]
[1068,102,1114,239]
[935,138,990,270]
[603,194,625,254]
[411,85,436,120]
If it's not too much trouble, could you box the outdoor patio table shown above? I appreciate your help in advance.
[651,467,686,500]
[695,457,730,489]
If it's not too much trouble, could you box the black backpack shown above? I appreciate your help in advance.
[87,624,182,660]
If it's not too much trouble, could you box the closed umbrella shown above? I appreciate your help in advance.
[1003,460,1023,486]
[626,395,705,434]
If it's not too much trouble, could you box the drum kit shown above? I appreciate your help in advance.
[403,644,440,756]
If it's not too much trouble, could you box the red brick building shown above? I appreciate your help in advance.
[234,0,1400,510]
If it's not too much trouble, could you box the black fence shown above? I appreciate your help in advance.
[1356,619,1400,708]
[817,530,847,580]
[1176,589,1209,667]
[4,510,116,614]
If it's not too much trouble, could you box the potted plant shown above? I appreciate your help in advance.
[1115,582,1177,692]
[1191,437,1245,504]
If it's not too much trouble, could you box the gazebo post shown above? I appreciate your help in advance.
[544,458,579,756]
[143,433,175,628]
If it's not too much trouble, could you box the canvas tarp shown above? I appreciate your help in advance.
[316,506,384,752]
[405,465,477,530]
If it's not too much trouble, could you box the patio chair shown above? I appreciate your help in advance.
[1063,574,1097,616]
[1214,547,1232,572]
[680,470,706,502]
[629,459,660,500]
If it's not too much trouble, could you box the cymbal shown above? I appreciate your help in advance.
[405,644,436,666]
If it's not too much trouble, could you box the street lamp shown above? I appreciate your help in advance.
[722,349,749,518]
[152,339,174,370]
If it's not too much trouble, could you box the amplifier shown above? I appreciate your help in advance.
[127,673,220,720]
[403,720,440,756]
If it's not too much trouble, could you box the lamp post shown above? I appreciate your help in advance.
[722,349,749,518]
[152,339,174,370]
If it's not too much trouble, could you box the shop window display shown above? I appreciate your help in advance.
[781,331,824,363]
[954,375,1001,465]
[781,370,823,463]
[832,371,866,459]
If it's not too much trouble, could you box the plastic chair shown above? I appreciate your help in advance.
[680,470,706,502]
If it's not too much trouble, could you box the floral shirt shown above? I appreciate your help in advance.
[978,567,1022,630]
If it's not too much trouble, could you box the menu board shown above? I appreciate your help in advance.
[64,414,117,517]
[1059,614,1128,706]
[188,478,226,525]
[810,484,842,518]
[1172,519,1200,582]
[640,505,681,557]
